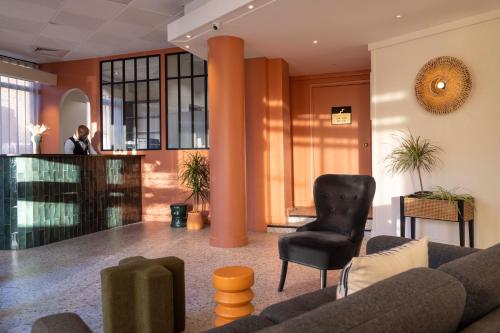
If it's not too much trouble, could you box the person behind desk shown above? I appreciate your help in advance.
[64,125,98,155]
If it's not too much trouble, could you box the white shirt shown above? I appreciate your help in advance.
[64,135,97,155]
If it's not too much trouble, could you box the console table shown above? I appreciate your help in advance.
[399,195,474,248]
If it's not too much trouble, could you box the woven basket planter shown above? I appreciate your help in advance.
[403,196,474,222]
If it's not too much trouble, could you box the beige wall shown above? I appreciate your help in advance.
[370,13,500,248]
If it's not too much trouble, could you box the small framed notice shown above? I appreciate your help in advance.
[331,106,352,125]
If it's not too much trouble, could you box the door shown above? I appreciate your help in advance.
[311,82,371,179]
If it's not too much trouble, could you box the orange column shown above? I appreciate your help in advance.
[267,59,293,225]
[245,58,269,232]
[208,36,248,247]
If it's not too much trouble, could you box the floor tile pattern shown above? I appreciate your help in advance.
[0,222,366,333]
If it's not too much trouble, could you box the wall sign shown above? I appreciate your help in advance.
[331,106,352,125]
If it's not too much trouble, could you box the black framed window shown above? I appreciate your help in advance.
[100,55,161,151]
[166,52,208,149]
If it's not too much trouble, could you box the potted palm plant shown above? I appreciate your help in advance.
[385,131,441,195]
[179,152,210,230]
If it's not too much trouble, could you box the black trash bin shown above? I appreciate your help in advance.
[170,203,188,228]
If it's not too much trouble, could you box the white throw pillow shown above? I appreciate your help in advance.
[337,237,429,299]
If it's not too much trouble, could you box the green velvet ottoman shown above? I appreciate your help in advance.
[101,256,185,333]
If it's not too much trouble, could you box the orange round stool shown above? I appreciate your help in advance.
[212,266,255,327]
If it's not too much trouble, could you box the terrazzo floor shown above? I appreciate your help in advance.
[0,222,367,333]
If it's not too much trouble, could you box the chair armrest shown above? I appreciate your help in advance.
[296,221,321,232]
[366,235,480,268]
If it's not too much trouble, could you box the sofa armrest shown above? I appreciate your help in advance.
[200,315,274,333]
[32,313,92,333]
[367,235,480,269]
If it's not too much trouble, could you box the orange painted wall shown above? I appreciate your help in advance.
[290,70,371,207]
[244,58,292,227]
[39,50,369,226]
[38,48,292,227]
[245,58,269,231]
[39,47,207,223]
[267,59,293,224]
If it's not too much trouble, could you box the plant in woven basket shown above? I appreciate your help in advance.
[422,186,474,205]
[179,152,210,212]
[386,131,442,193]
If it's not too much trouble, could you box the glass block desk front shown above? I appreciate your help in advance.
[0,155,143,250]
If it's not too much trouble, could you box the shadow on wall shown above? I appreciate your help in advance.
[141,150,210,223]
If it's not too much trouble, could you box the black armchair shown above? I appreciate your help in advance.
[278,174,376,291]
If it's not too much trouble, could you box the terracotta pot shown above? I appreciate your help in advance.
[187,211,204,230]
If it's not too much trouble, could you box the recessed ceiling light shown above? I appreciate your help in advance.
[248,5,254,9]
[396,14,402,19]
[313,40,318,44]
[186,34,191,38]
[185,45,190,49]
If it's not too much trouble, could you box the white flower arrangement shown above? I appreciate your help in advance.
[27,124,49,136]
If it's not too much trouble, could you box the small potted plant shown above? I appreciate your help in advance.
[385,131,441,195]
[179,152,210,230]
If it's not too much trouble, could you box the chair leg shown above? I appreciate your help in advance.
[278,261,288,292]
[320,269,327,289]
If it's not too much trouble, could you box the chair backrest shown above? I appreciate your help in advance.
[313,174,376,243]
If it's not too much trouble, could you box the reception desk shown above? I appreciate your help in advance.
[0,154,143,250]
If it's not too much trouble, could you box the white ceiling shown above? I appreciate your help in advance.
[0,0,190,63]
[3,0,500,73]
[168,0,500,75]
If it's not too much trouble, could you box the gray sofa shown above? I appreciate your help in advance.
[204,235,500,333]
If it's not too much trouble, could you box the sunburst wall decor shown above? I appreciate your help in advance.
[415,56,472,114]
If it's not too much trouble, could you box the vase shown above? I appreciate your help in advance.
[11,232,18,250]
[187,211,204,230]
[170,203,188,228]
[31,134,42,154]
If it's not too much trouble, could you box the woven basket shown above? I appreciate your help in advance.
[404,197,474,222]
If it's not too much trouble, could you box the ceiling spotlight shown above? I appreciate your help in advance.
[186,34,191,38]
[396,14,402,19]
[185,45,190,49]
[248,5,254,9]
[313,40,318,44]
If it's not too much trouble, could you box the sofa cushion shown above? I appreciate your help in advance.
[460,308,500,333]
[439,243,500,328]
[201,315,274,333]
[337,237,428,298]
[261,285,337,323]
[279,231,357,269]
[257,268,465,333]
[458,307,500,333]
[367,236,479,268]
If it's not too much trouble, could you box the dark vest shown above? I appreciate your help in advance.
[69,137,90,155]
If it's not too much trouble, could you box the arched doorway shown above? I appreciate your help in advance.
[59,89,91,153]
